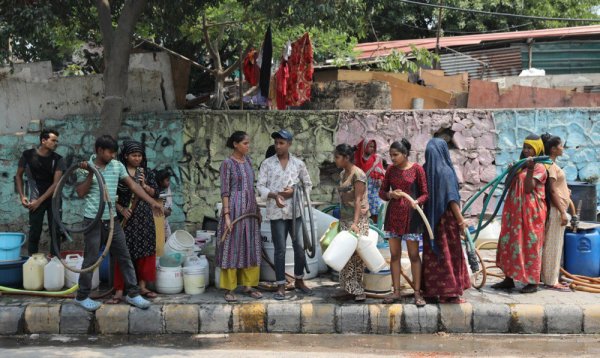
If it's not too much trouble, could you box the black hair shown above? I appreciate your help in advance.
[156,168,172,184]
[265,144,276,159]
[541,132,562,155]
[226,131,248,149]
[334,144,356,162]
[95,135,118,152]
[390,138,411,155]
[40,128,59,143]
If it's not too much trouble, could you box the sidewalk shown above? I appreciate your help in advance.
[1,273,599,335]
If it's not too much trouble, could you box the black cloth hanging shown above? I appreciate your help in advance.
[259,25,272,97]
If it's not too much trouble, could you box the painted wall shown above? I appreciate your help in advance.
[0,108,597,234]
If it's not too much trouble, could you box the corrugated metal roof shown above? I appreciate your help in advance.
[355,25,600,60]
[441,47,523,80]
[522,40,600,74]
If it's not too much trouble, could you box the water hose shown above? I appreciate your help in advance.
[219,213,261,243]
[51,163,115,274]
[395,191,434,243]
[291,180,317,277]
[0,284,79,297]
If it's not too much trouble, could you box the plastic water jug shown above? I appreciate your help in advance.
[564,229,600,277]
[23,253,48,290]
[356,229,387,273]
[44,257,65,291]
[183,265,206,295]
[64,253,99,289]
[322,230,358,272]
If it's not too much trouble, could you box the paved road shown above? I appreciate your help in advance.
[1,333,600,357]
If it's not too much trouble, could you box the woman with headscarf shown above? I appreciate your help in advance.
[492,134,548,294]
[421,138,470,304]
[355,139,385,222]
[108,140,160,303]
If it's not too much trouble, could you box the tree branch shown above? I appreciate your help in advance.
[202,14,221,70]
[222,43,251,78]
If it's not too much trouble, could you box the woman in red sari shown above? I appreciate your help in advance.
[492,134,548,293]
[422,138,470,303]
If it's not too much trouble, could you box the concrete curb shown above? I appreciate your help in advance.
[1,302,598,335]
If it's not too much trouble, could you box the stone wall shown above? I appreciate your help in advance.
[0,108,597,234]
[0,53,177,134]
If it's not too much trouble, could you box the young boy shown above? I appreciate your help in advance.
[75,135,163,311]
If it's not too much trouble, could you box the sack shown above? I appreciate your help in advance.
[320,221,339,251]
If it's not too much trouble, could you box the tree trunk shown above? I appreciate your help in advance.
[96,0,147,135]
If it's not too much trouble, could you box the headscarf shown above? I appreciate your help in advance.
[523,138,544,156]
[354,139,385,180]
[423,138,461,255]
[117,140,147,191]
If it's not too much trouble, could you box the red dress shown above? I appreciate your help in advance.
[379,164,428,235]
[496,164,547,284]
[422,210,471,297]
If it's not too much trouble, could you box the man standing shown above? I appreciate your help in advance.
[74,135,163,311]
[16,129,66,256]
[257,129,313,300]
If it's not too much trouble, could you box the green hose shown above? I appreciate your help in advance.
[0,284,79,296]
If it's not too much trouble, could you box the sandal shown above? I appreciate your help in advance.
[273,291,286,301]
[141,290,158,299]
[520,284,538,294]
[544,284,571,292]
[383,290,402,304]
[243,289,263,300]
[106,295,124,305]
[440,296,467,304]
[414,292,426,307]
[295,282,314,296]
[224,292,238,302]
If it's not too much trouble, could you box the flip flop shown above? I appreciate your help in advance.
[382,293,402,304]
[224,293,238,302]
[141,290,158,299]
[354,293,366,302]
[243,289,263,299]
[544,284,571,292]
[273,292,286,301]
[106,296,124,305]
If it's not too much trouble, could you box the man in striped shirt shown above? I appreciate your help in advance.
[74,135,163,312]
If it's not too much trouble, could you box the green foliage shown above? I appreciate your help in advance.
[377,45,439,73]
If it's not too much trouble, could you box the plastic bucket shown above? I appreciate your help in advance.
[183,266,206,295]
[0,256,28,287]
[156,265,183,294]
[0,233,26,262]
[165,230,195,256]
[363,268,392,293]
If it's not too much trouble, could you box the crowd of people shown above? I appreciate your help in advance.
[16,128,573,311]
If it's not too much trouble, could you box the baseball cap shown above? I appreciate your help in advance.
[271,129,293,141]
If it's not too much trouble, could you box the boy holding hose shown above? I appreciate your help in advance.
[74,135,163,312]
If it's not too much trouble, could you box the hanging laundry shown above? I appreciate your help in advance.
[259,25,272,97]
[275,58,289,110]
[286,33,313,107]
[243,48,260,87]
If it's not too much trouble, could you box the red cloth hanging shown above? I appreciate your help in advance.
[286,33,313,106]
[243,49,260,86]
[275,58,289,110]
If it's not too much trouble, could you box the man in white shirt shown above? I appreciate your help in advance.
[257,130,313,300]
